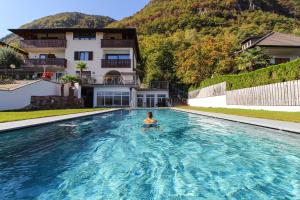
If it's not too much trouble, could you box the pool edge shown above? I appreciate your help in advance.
[172,108,300,134]
[0,109,122,133]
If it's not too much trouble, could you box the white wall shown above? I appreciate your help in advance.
[188,95,227,108]
[65,32,137,84]
[0,80,61,111]
[188,95,300,112]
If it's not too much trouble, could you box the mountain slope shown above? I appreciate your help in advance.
[109,0,300,87]
[1,12,115,45]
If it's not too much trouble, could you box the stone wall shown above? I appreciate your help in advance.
[30,96,84,110]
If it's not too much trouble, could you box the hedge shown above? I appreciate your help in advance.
[190,59,300,91]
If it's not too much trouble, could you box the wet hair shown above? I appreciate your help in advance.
[147,112,153,119]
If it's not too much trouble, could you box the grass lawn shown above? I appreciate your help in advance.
[177,106,300,123]
[0,108,110,123]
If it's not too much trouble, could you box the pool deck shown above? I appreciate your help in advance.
[0,109,121,133]
[172,108,300,134]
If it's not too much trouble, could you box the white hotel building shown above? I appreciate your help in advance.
[9,28,169,108]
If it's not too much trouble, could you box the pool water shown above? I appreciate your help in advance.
[0,109,300,200]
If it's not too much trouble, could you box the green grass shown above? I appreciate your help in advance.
[177,106,300,123]
[0,108,110,123]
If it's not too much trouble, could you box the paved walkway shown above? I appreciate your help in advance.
[0,109,121,133]
[172,108,300,134]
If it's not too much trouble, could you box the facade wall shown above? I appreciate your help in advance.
[0,80,61,111]
[262,47,300,64]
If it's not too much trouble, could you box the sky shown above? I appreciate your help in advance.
[0,0,150,38]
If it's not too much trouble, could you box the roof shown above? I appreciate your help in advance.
[257,32,300,47]
[9,28,137,38]
[0,41,28,56]
[242,32,300,50]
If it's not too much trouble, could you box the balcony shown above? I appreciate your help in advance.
[102,59,131,68]
[103,75,138,86]
[101,39,135,48]
[150,81,169,90]
[20,39,66,49]
[25,58,67,68]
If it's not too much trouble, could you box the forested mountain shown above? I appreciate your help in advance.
[109,0,300,87]
[1,12,115,46]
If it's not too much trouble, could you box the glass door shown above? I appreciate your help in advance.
[146,94,155,107]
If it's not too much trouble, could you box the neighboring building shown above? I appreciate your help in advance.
[0,41,28,56]
[8,28,169,108]
[240,32,300,65]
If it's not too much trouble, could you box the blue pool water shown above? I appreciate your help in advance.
[0,109,300,200]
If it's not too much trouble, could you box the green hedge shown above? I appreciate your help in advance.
[190,59,300,91]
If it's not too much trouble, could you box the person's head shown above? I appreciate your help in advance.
[147,112,153,119]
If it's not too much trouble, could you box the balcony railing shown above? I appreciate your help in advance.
[150,81,169,90]
[25,58,67,67]
[101,39,135,48]
[102,59,131,68]
[20,39,66,49]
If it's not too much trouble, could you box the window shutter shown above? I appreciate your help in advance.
[74,52,79,60]
[89,52,93,60]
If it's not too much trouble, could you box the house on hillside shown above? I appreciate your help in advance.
[239,32,300,65]
[0,41,28,56]
[7,28,169,108]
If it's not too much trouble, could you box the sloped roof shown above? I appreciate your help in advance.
[0,41,28,56]
[257,32,300,47]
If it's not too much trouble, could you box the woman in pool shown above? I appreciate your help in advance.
[143,112,158,128]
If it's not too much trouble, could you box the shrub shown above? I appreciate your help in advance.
[190,59,300,91]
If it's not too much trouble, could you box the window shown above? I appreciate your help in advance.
[74,51,93,61]
[39,54,47,59]
[97,91,130,107]
[106,54,130,60]
[275,58,290,65]
[73,32,96,40]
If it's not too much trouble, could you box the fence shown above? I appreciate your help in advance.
[188,82,226,99]
[226,80,300,106]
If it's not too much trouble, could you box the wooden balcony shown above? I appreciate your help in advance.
[25,58,67,67]
[20,39,66,49]
[102,59,131,68]
[101,39,135,48]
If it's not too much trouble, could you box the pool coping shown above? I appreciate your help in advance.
[172,108,300,134]
[0,109,122,133]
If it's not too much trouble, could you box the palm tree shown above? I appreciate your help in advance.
[236,47,270,72]
[76,62,87,81]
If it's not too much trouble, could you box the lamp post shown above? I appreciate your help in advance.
[10,64,16,80]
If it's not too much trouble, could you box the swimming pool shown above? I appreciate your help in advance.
[0,109,299,199]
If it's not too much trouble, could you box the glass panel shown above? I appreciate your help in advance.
[106,55,119,60]
[146,94,155,98]
[105,96,113,106]
[157,94,166,98]
[113,96,122,106]
[80,52,88,61]
[137,94,144,98]
[118,54,130,59]
[122,96,130,106]
[122,92,130,96]
[97,96,104,107]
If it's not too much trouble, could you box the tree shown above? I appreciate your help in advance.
[175,35,236,86]
[75,62,87,81]
[61,74,79,84]
[235,47,270,72]
[0,47,23,75]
